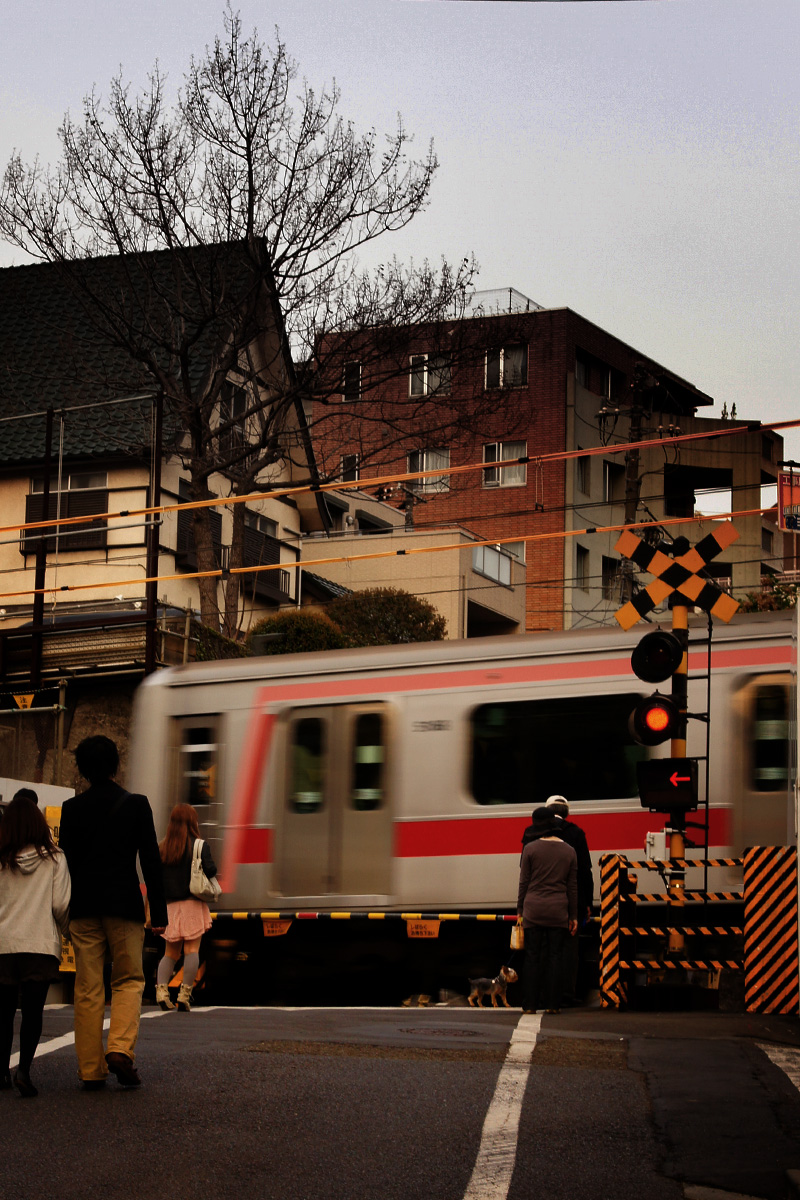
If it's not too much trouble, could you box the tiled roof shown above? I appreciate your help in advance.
[301,571,353,599]
[0,244,267,467]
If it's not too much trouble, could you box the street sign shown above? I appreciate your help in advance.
[636,757,699,812]
[778,471,800,532]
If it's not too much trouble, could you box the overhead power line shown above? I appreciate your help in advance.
[0,503,773,602]
[2,416,798,539]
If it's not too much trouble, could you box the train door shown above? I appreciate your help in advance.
[731,674,794,852]
[277,704,392,899]
[168,717,222,860]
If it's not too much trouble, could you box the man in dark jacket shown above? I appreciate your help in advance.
[59,736,167,1089]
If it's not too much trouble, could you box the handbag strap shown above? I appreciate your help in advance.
[191,837,205,867]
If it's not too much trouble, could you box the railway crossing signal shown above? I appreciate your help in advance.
[637,758,699,812]
[613,522,741,631]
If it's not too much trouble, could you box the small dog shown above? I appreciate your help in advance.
[467,965,518,1008]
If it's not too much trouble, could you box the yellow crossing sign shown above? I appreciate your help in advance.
[614,522,741,630]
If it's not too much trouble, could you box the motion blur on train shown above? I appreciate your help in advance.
[129,609,796,921]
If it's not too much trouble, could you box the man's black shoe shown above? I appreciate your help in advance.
[81,1078,107,1091]
[105,1052,142,1088]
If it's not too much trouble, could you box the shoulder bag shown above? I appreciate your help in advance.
[189,838,222,903]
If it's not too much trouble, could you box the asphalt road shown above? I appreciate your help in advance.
[3,1003,800,1200]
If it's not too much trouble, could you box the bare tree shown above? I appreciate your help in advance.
[0,10,507,634]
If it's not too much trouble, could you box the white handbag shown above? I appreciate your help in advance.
[189,838,221,903]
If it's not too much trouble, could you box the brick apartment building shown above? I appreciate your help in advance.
[311,288,781,631]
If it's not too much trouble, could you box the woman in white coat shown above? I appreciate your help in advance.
[0,789,71,1097]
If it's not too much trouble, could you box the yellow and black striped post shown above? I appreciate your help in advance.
[667,601,689,953]
[600,853,626,1008]
[743,846,799,1014]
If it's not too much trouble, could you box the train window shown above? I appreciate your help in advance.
[178,725,217,810]
[752,685,789,792]
[290,717,326,813]
[350,712,384,811]
[470,694,646,805]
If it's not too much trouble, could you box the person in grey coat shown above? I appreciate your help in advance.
[517,806,577,1014]
[0,790,71,1098]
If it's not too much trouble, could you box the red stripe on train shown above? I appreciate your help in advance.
[394,808,731,857]
[250,644,792,706]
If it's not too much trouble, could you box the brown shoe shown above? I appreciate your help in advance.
[105,1052,142,1088]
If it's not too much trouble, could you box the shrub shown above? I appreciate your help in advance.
[192,621,247,661]
[246,609,349,655]
[326,587,447,647]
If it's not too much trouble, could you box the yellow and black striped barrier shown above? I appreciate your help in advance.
[632,891,743,903]
[599,854,626,1008]
[743,846,799,1014]
[599,846,799,1012]
[210,910,517,922]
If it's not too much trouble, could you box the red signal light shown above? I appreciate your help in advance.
[644,704,671,734]
[629,693,681,746]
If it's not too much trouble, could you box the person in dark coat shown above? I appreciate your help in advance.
[521,794,594,1004]
[517,806,577,1014]
[59,735,167,1089]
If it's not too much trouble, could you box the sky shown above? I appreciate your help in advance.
[1,0,798,466]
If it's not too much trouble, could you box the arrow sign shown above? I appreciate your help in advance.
[637,758,699,813]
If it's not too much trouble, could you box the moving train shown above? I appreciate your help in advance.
[129,609,797,916]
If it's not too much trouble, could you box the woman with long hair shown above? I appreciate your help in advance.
[156,804,217,1012]
[0,789,71,1097]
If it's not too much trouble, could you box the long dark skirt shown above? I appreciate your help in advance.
[523,925,568,1012]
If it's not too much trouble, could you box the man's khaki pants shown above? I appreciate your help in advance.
[69,917,145,1082]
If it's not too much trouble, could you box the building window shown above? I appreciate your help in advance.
[408,448,450,493]
[762,527,774,555]
[576,453,590,495]
[576,352,612,398]
[342,362,361,402]
[244,510,278,539]
[603,461,625,504]
[175,479,222,571]
[483,441,527,488]
[576,544,589,591]
[504,541,526,563]
[601,555,619,602]
[473,544,513,586]
[485,344,528,389]
[409,354,451,397]
[218,381,256,473]
[23,471,109,554]
[762,435,773,463]
[340,454,360,483]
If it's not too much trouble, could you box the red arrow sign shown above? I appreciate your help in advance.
[670,772,691,787]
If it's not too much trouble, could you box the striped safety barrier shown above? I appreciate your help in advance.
[625,859,741,870]
[620,960,742,972]
[209,911,518,922]
[743,846,800,1014]
[631,891,743,904]
[599,850,750,1010]
[599,854,626,1008]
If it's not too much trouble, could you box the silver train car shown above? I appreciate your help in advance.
[129,610,797,914]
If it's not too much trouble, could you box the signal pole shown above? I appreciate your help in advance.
[667,600,690,953]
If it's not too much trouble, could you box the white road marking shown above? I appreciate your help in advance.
[462,1013,541,1200]
[9,1007,170,1069]
[757,1041,800,1093]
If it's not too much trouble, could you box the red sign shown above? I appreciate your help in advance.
[778,471,800,532]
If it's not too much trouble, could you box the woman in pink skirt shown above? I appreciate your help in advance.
[155,804,217,1012]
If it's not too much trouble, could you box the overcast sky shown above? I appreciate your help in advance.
[2,0,798,464]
